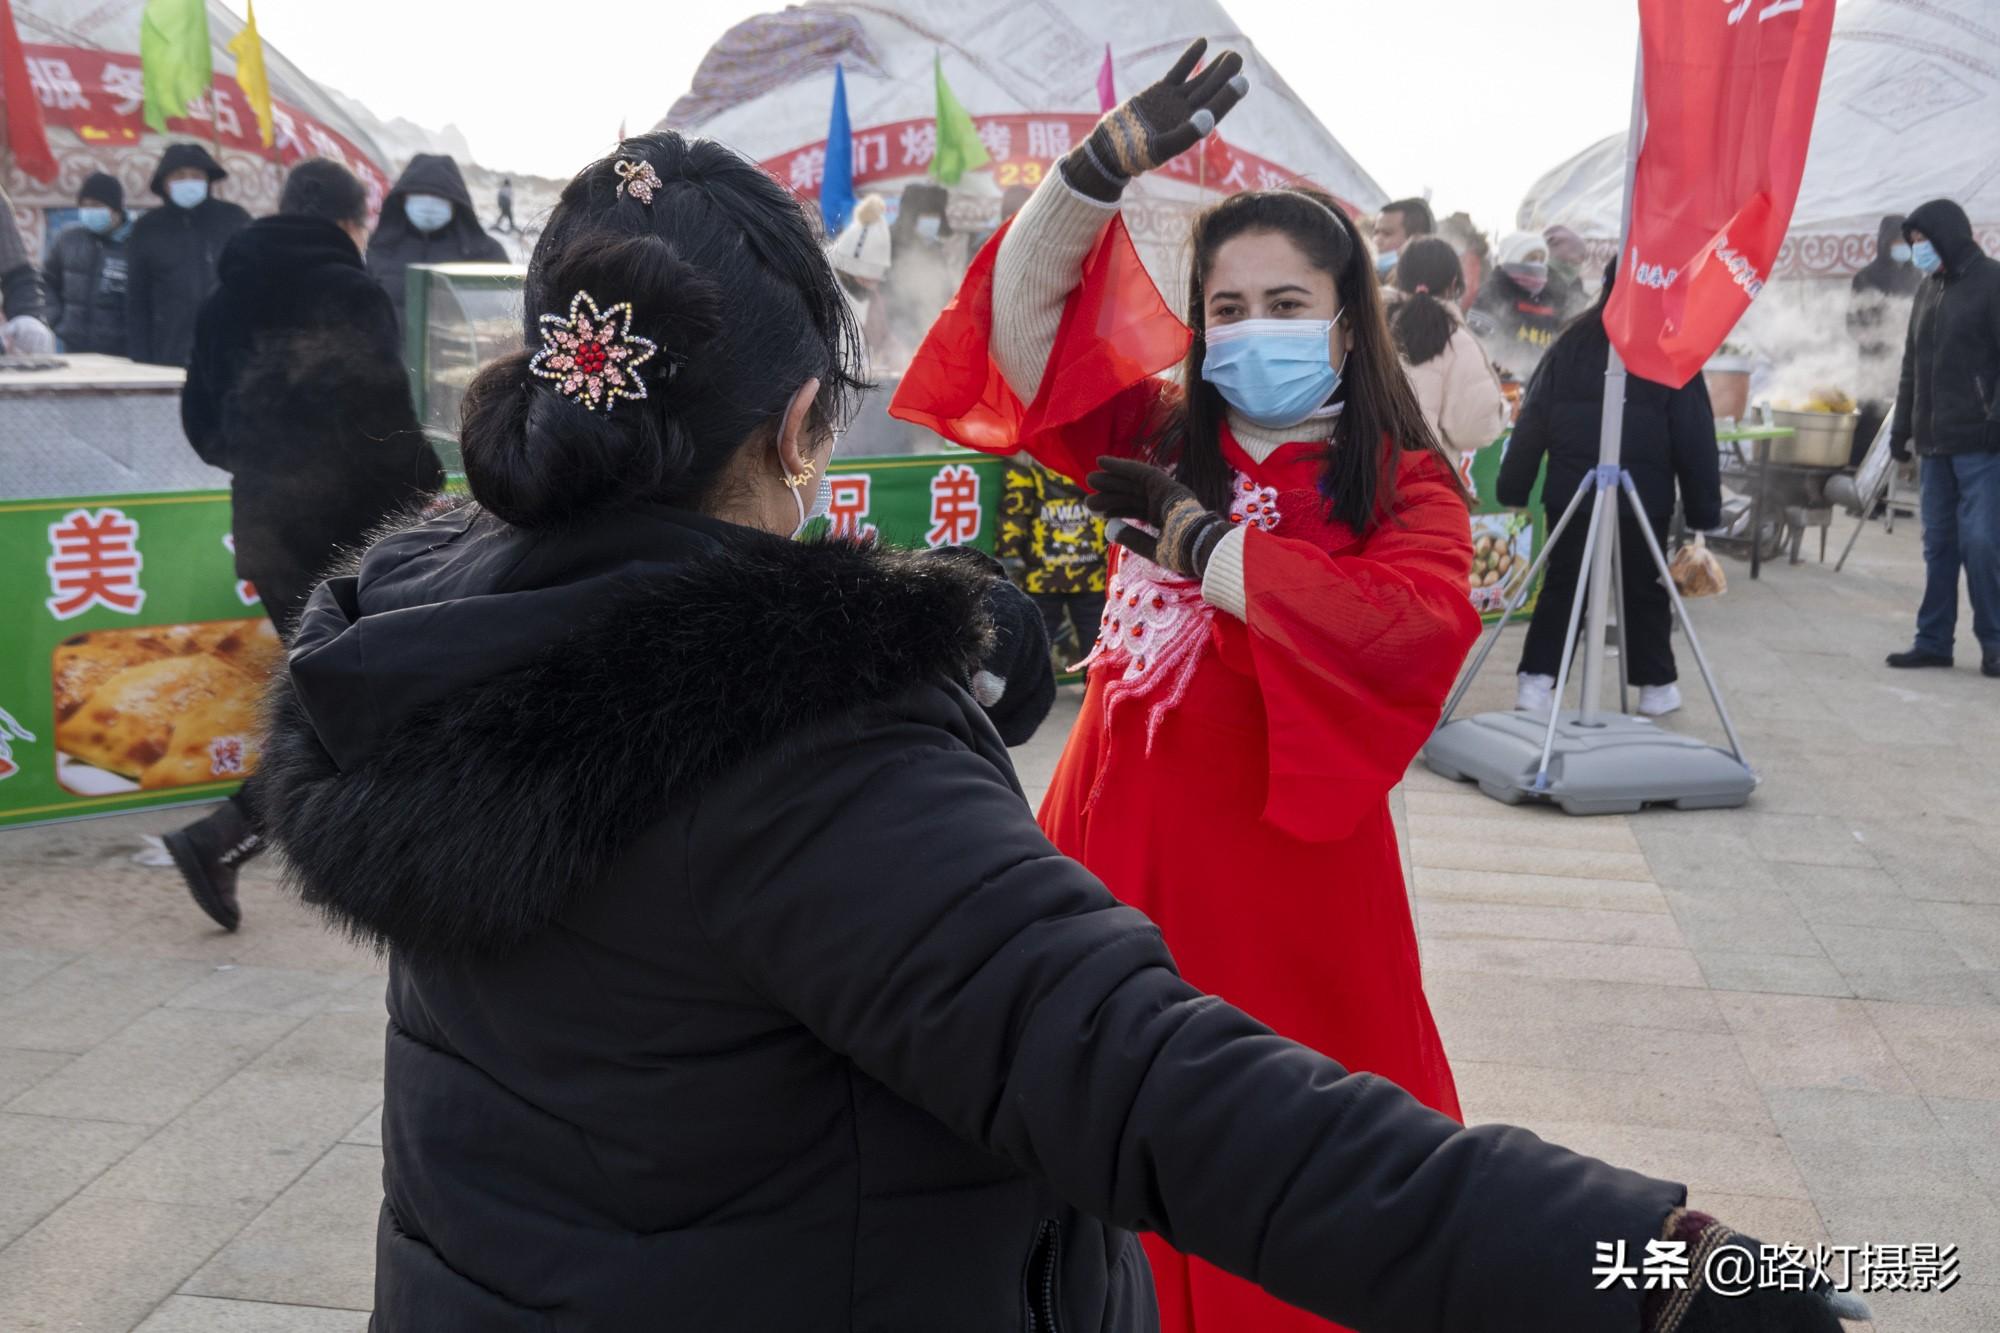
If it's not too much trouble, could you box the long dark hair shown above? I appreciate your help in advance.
[1389,236,1465,366]
[459,131,867,527]
[1151,185,1449,535]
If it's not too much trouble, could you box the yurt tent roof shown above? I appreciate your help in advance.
[1516,0,2000,278]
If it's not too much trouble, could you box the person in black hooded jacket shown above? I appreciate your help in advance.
[164,160,444,933]
[1498,262,1722,719]
[1886,198,2000,676]
[124,143,251,365]
[253,126,1864,1333]
[366,153,508,336]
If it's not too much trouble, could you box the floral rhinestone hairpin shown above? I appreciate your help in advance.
[528,290,659,411]
[615,158,662,204]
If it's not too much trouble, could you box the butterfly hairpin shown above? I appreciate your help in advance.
[615,158,662,205]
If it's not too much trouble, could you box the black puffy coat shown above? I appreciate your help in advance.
[1498,305,1722,533]
[259,502,1683,1332]
[1892,199,2000,458]
[181,216,441,630]
[366,155,509,332]
[125,144,251,366]
[47,221,132,356]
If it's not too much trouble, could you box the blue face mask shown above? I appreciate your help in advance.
[78,206,117,235]
[1889,242,1912,264]
[1910,240,1941,275]
[404,194,455,233]
[1201,316,1344,431]
[1374,249,1398,277]
[166,179,208,210]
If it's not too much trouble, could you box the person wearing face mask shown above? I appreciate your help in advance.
[254,128,1862,1333]
[163,160,444,929]
[1470,230,1563,381]
[124,144,250,366]
[0,184,55,356]
[47,173,135,357]
[1370,195,1433,285]
[1847,214,1922,467]
[366,153,509,335]
[1886,198,2000,678]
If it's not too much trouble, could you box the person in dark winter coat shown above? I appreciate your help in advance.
[1886,198,2000,677]
[1847,214,1921,464]
[1470,230,1565,382]
[254,129,1863,1333]
[47,172,134,356]
[1499,263,1722,718]
[124,143,251,366]
[366,153,508,334]
[0,183,55,354]
[165,160,444,934]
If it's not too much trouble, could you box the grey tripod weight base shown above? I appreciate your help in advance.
[1422,466,1759,816]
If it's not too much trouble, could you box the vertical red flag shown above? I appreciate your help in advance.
[1604,0,1836,388]
[0,0,58,183]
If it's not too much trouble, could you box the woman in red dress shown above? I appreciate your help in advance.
[893,43,1480,1333]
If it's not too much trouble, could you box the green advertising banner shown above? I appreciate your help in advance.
[0,454,1005,830]
[1462,436,1547,624]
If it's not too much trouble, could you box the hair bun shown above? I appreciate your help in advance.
[540,230,723,373]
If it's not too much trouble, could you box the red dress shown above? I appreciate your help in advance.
[893,214,1480,1333]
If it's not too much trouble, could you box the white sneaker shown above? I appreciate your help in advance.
[1515,673,1556,716]
[1638,683,1682,717]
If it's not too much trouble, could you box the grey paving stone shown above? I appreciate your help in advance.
[1811,922,1995,1009]
[164,965,377,1018]
[1418,900,1686,949]
[1719,992,1915,1094]
[0,1195,250,1333]
[1423,936,1704,989]
[7,1007,301,1126]
[0,954,213,1054]
[1422,967,1731,1033]
[0,1112,152,1248]
[0,948,72,997]
[246,1012,388,1086]
[339,1105,382,1147]
[133,1296,371,1332]
[84,1070,385,1212]
[1919,903,2000,973]
[0,1046,69,1103]
[1764,1088,1943,1147]
[1451,1059,1775,1135]
[1665,885,1827,958]
[182,1143,382,1311]
[1864,1002,2000,1101]
[1772,863,1919,931]
[1413,864,1671,913]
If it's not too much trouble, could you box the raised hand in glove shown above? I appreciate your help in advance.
[1085,456,1232,580]
[1646,1209,1872,1333]
[926,546,1055,746]
[1062,38,1250,203]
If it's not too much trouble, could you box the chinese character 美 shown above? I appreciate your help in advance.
[46,508,145,620]
[1593,1240,1640,1291]
[926,464,982,547]
[826,474,876,541]
[1641,1239,1691,1290]
[899,123,937,168]
[1026,121,1071,160]
[27,57,90,111]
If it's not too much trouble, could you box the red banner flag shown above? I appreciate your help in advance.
[0,0,57,182]
[1604,0,1836,388]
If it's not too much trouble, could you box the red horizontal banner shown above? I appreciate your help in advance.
[18,42,390,205]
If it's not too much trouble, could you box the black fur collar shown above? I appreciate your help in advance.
[259,534,993,960]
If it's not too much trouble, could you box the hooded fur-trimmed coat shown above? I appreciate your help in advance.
[258,503,1681,1332]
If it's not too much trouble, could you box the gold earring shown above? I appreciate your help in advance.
[782,460,816,490]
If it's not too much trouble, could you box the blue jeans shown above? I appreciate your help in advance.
[1916,451,2000,658]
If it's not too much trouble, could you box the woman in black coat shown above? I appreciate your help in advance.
[166,160,443,934]
[1498,265,1723,718]
[257,131,1856,1333]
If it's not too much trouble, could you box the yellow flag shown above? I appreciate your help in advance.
[227,0,273,148]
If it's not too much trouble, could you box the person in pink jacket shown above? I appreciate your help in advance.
[1390,237,1508,482]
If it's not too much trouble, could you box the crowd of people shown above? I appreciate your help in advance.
[0,142,511,367]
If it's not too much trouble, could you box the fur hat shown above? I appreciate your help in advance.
[827,196,892,282]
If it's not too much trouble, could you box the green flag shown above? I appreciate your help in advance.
[930,54,989,186]
[141,0,213,133]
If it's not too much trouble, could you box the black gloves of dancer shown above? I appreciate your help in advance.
[929,546,1055,746]
[1646,1210,1872,1333]
[1061,38,1249,204]
[1086,456,1233,580]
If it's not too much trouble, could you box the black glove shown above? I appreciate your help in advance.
[1889,437,1912,463]
[1084,456,1232,579]
[928,546,1055,746]
[1647,1210,1872,1333]
[1061,39,1249,203]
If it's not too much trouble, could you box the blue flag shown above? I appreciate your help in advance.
[821,64,855,235]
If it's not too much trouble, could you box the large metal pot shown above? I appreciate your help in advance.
[1766,409,1858,466]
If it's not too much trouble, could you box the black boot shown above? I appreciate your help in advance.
[1984,653,2000,679]
[164,798,263,931]
[1886,648,1953,669]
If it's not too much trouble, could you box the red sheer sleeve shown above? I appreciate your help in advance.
[888,215,1190,484]
[1238,454,1479,842]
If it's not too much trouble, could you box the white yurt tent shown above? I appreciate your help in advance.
[659,0,1386,288]
[5,0,391,253]
[1517,0,2000,282]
